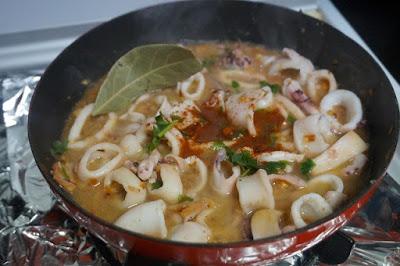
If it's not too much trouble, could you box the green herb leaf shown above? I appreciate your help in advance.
[229,150,258,170]
[259,80,269,87]
[263,161,289,174]
[50,140,68,158]
[151,179,163,190]
[287,114,296,124]
[270,85,281,94]
[300,158,316,177]
[225,148,258,176]
[231,80,240,88]
[93,44,202,115]
[231,80,240,92]
[146,114,179,152]
[213,142,260,176]
[212,140,226,151]
[59,162,71,180]
[178,194,193,203]
[201,58,215,68]
[259,80,280,94]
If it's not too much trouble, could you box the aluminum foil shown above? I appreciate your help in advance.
[0,73,399,265]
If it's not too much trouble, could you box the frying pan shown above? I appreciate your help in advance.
[28,1,399,264]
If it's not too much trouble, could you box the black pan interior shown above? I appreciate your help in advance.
[28,0,398,246]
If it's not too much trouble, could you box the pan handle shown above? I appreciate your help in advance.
[312,230,400,265]
[310,230,355,264]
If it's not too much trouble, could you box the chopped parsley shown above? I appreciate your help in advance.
[201,58,216,68]
[259,80,269,87]
[259,80,281,94]
[150,179,163,190]
[231,80,240,92]
[300,158,316,177]
[212,141,258,175]
[263,161,289,174]
[178,194,193,203]
[59,163,71,181]
[50,140,68,158]
[212,140,226,151]
[146,114,179,152]
[228,150,258,174]
[287,114,296,124]
[212,141,295,176]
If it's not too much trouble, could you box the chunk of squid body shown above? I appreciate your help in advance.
[251,209,282,239]
[312,131,368,176]
[170,222,210,243]
[293,114,336,157]
[257,151,304,163]
[236,169,275,214]
[149,164,183,204]
[225,89,273,136]
[120,134,144,160]
[212,150,241,195]
[104,167,146,208]
[114,200,167,238]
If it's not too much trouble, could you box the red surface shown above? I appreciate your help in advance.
[50,175,384,265]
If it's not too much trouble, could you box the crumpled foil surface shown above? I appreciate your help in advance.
[0,73,399,265]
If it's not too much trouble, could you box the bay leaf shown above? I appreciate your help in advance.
[92,44,202,115]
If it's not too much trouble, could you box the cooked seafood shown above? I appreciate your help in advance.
[53,43,369,243]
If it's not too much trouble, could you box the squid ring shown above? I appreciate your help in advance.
[78,142,124,181]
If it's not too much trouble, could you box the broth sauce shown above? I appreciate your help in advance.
[54,42,369,243]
